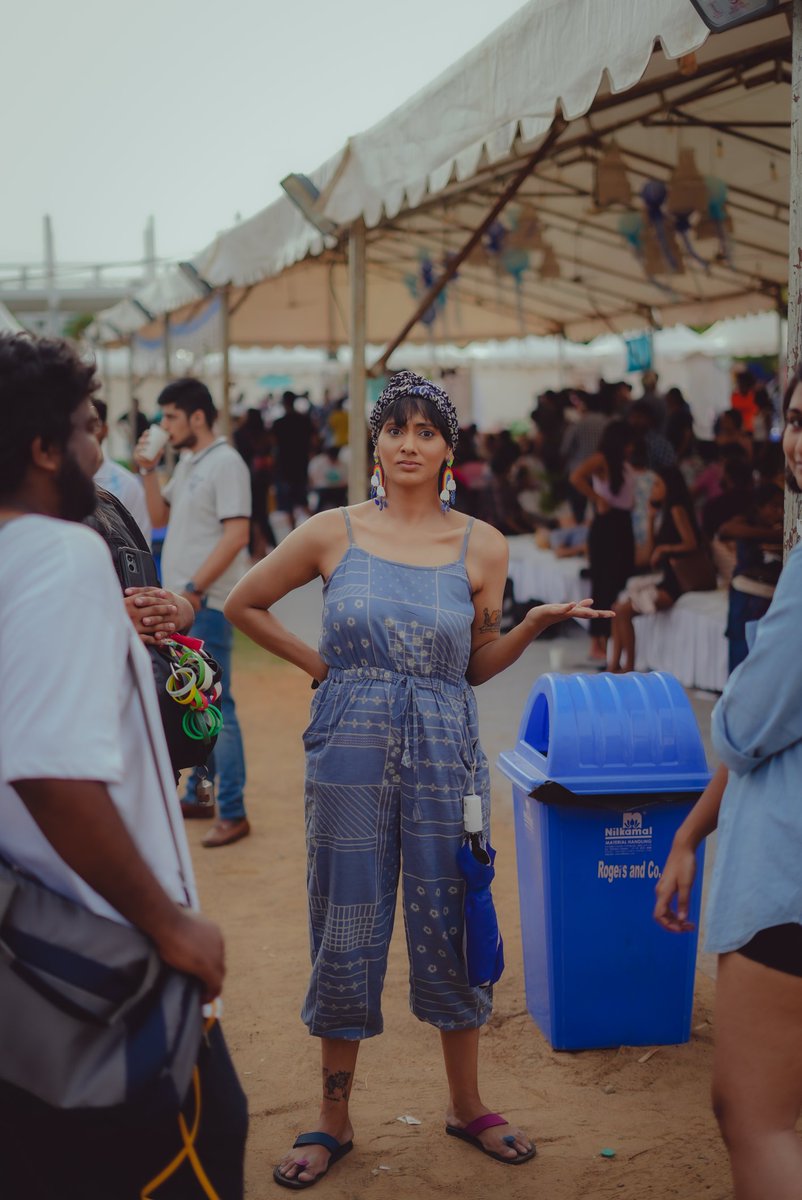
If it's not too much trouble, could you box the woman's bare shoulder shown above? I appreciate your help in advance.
[467,517,509,566]
[281,507,348,558]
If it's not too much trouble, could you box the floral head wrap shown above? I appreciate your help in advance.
[369,370,459,449]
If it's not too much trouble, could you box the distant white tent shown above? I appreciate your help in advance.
[0,302,23,333]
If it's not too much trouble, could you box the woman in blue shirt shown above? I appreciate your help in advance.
[654,364,802,1200]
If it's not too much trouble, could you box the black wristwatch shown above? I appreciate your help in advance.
[184,581,204,599]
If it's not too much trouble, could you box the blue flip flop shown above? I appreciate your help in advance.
[273,1131,354,1190]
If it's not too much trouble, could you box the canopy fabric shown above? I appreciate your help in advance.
[93,0,792,349]
[0,301,23,333]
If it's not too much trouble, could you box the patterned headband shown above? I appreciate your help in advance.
[369,370,460,449]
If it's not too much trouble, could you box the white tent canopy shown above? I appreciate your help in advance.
[0,302,24,334]
[94,0,792,351]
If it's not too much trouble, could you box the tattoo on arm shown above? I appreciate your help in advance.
[479,607,502,634]
[322,1068,352,1102]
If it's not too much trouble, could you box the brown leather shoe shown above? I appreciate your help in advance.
[180,799,216,820]
[201,818,251,848]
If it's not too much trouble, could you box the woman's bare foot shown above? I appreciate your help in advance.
[446,1104,534,1161]
[274,1115,355,1186]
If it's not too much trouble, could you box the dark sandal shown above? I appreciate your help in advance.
[445,1112,536,1165]
[273,1131,354,1190]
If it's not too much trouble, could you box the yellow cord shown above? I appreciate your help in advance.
[140,1019,220,1200]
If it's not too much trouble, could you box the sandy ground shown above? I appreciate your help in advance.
[186,623,731,1200]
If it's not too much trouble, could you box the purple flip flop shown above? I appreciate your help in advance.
[445,1112,536,1165]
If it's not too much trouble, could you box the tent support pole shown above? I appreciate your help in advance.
[348,217,368,504]
[371,117,566,376]
[127,339,137,456]
[163,313,171,385]
[220,286,232,438]
[785,0,802,557]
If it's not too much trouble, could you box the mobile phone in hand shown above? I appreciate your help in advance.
[117,545,160,589]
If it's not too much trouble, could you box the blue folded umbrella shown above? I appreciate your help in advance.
[457,837,505,988]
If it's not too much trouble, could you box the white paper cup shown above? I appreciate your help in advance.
[142,423,169,460]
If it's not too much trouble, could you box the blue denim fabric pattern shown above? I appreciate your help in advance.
[187,606,247,821]
[300,511,492,1039]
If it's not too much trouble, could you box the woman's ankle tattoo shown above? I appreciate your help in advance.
[322,1068,352,1102]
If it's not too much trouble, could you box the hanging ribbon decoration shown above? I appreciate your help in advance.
[617,211,678,298]
[640,180,681,274]
[701,177,734,266]
[672,212,709,270]
[500,247,530,334]
[403,254,447,329]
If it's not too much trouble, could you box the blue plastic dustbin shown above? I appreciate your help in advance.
[498,671,710,1051]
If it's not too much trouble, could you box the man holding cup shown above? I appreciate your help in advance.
[136,379,252,847]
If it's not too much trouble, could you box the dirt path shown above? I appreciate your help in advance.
[188,645,730,1200]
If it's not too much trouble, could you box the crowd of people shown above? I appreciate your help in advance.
[2,333,800,1200]
[443,370,783,675]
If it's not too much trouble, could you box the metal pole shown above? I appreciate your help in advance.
[163,312,171,385]
[43,215,59,337]
[348,218,368,504]
[143,216,157,284]
[127,339,137,457]
[220,286,232,439]
[785,0,802,557]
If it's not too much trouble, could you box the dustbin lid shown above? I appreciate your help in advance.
[497,671,710,796]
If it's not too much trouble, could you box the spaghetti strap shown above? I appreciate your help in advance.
[459,518,475,562]
[341,507,355,545]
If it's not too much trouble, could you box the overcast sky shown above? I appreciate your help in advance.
[1,0,526,269]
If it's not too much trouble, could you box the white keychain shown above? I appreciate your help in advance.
[463,792,483,834]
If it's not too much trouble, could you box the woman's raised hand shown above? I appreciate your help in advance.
[525,597,615,633]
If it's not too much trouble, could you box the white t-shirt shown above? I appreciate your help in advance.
[161,439,251,612]
[95,448,152,545]
[308,453,348,490]
[0,516,198,923]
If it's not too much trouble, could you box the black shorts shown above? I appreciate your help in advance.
[737,924,802,978]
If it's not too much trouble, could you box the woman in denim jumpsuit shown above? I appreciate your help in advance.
[227,372,611,1188]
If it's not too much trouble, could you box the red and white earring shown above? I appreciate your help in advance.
[439,455,456,513]
[370,453,387,510]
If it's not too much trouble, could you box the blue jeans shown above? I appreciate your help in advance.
[187,606,247,821]
[726,586,772,676]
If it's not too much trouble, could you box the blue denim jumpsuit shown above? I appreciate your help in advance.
[301,510,492,1039]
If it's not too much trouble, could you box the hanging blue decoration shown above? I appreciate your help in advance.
[640,180,680,273]
[617,211,679,298]
[500,247,531,333]
[403,256,446,328]
[617,211,643,253]
[672,212,709,270]
[485,220,507,257]
[625,333,653,373]
[702,176,734,265]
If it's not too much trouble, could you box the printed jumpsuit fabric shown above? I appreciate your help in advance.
[301,511,493,1038]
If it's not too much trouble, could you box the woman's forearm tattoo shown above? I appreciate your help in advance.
[479,607,502,633]
[322,1068,352,1102]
